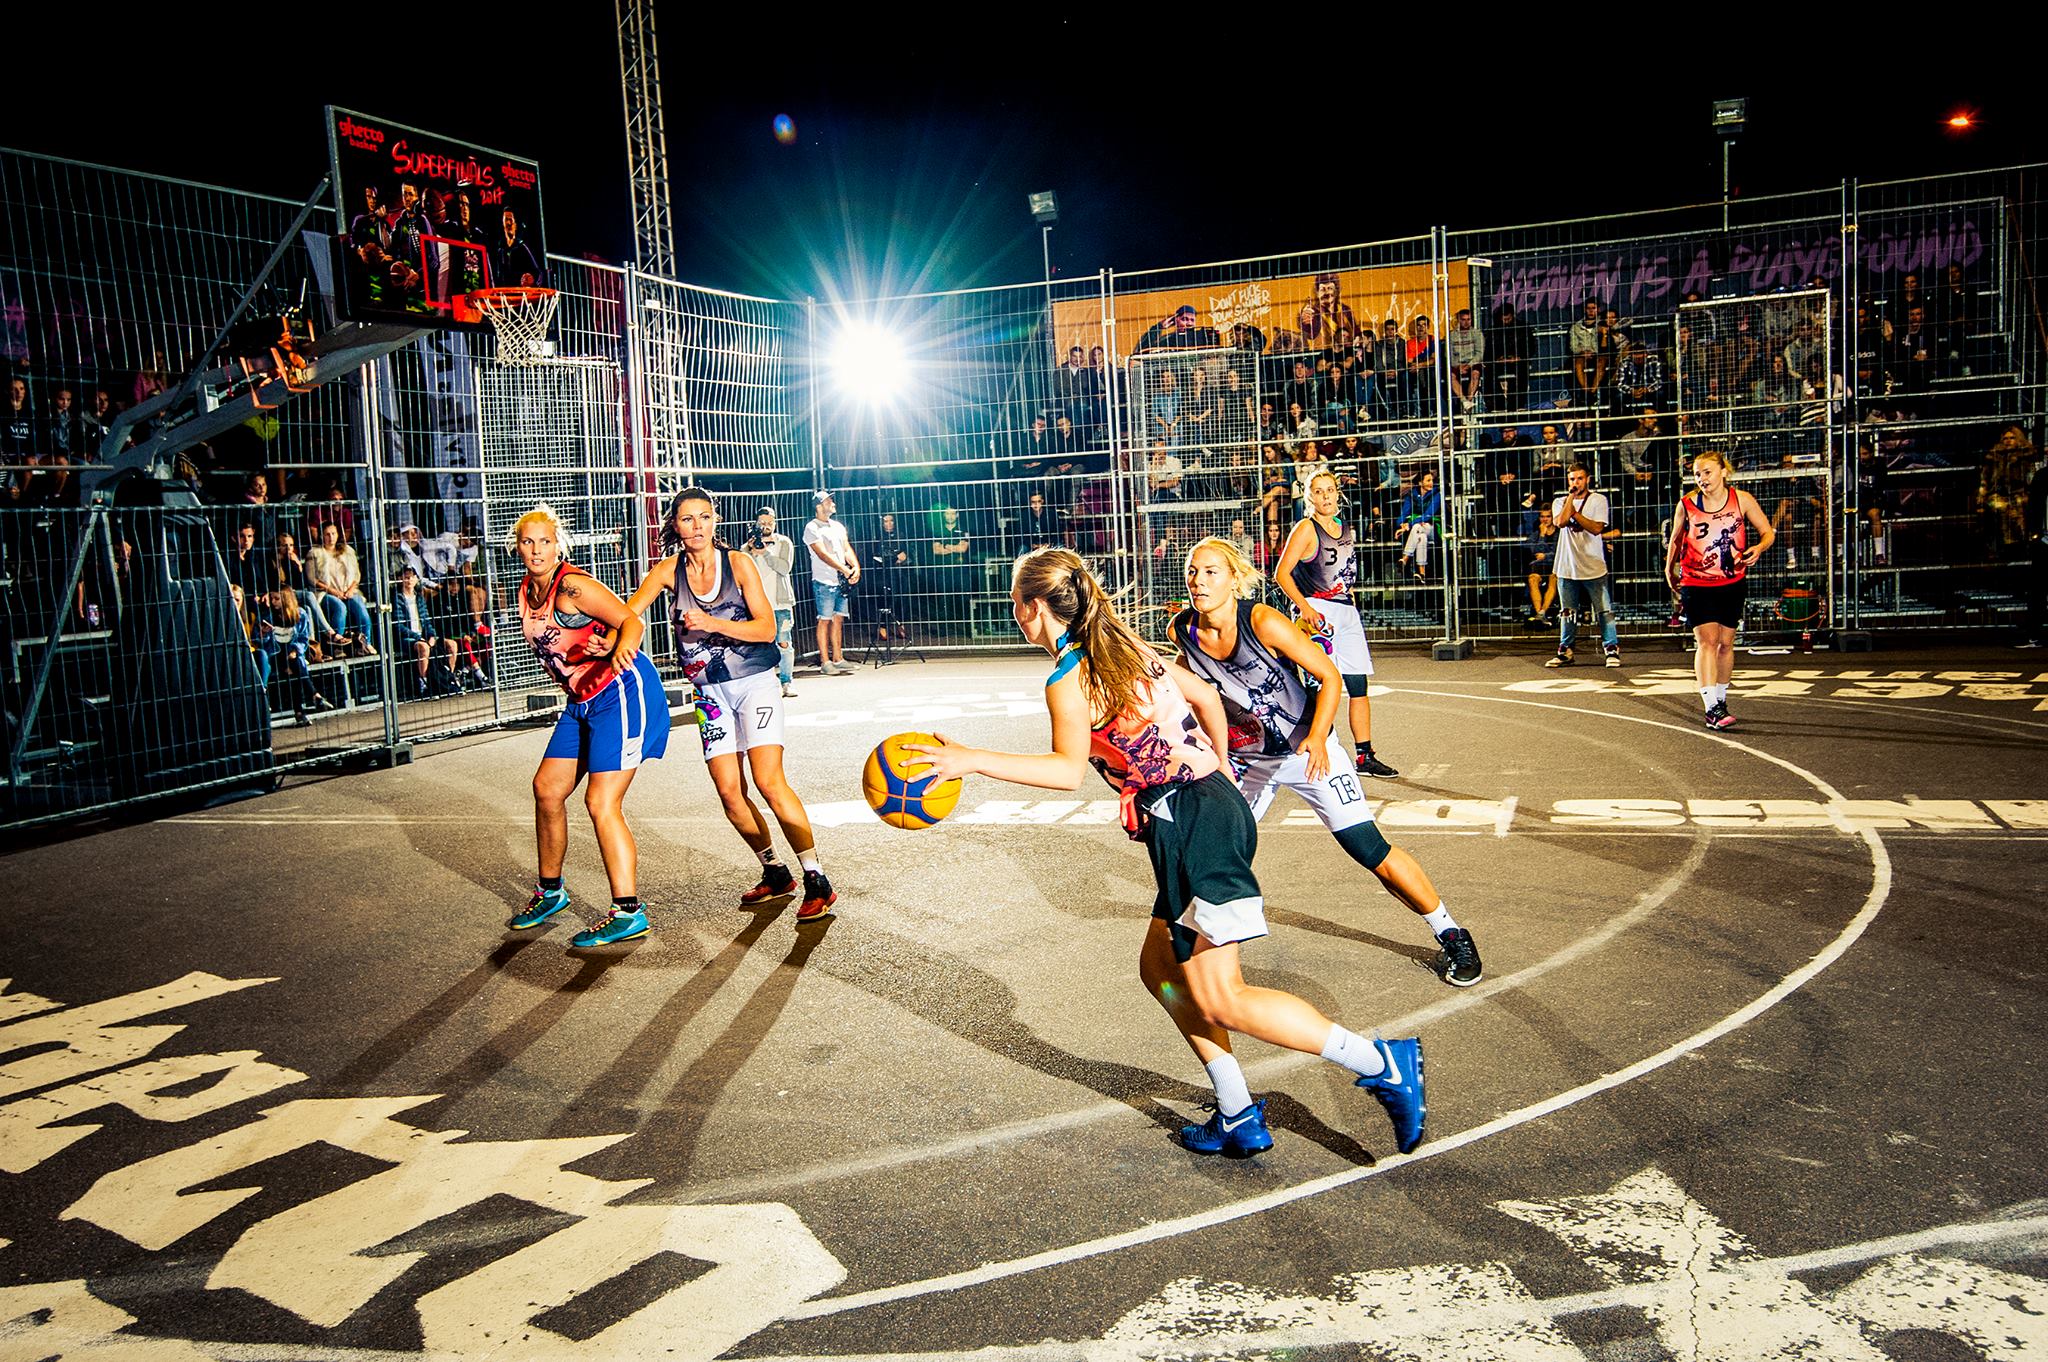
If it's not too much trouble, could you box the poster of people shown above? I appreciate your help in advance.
[327,107,548,328]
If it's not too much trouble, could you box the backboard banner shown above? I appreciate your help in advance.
[326,106,547,328]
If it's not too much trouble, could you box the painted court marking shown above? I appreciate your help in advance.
[776,691,1894,1322]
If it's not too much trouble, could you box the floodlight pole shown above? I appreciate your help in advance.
[1723,140,1733,231]
[1041,224,1056,364]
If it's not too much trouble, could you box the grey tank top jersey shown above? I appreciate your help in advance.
[1290,516,1356,600]
[1172,599,1313,760]
[675,548,779,685]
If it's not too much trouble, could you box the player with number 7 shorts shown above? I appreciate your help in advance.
[628,486,838,922]
[1172,537,1483,989]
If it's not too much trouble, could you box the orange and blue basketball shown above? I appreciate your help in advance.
[862,731,962,830]
[1297,613,1336,656]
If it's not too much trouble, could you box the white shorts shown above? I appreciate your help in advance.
[695,674,784,761]
[1305,595,1373,679]
[1237,733,1377,833]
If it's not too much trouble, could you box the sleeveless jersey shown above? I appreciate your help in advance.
[1047,637,1219,798]
[1170,600,1312,760]
[1677,489,1750,587]
[521,564,617,703]
[674,548,779,685]
[1290,516,1356,600]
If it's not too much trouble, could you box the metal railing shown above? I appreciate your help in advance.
[5,141,2045,827]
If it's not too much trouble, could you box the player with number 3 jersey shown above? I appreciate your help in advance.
[1275,470,1399,777]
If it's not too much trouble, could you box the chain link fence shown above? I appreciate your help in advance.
[6,143,2046,827]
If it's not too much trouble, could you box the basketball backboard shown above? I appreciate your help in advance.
[326,107,547,329]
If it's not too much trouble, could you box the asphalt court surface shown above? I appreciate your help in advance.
[4,642,2046,1360]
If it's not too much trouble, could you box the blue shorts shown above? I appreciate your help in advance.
[542,653,671,772]
[812,579,848,618]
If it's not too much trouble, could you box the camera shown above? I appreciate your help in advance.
[748,525,766,549]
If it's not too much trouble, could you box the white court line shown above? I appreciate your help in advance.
[775,692,1893,1322]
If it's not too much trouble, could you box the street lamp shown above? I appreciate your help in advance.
[1712,98,1746,231]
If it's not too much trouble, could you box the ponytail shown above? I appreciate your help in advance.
[1013,548,1153,723]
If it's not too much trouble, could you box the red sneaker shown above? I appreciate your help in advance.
[797,870,837,922]
[740,863,796,906]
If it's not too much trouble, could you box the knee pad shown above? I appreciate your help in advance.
[1343,673,1369,699]
[1335,819,1392,870]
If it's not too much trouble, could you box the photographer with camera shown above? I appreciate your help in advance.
[746,507,798,697]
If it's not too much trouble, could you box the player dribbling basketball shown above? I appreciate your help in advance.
[904,548,1428,1159]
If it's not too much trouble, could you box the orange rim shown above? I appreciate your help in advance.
[468,286,557,310]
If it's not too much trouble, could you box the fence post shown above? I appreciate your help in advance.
[1102,269,1130,567]
[356,360,405,756]
[1838,177,1870,646]
[1431,225,1472,660]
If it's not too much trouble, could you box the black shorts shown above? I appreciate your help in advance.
[1681,579,1748,629]
[1143,771,1267,963]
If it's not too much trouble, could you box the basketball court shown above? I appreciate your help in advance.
[5,642,2045,1360]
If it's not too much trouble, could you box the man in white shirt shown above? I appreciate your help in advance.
[747,506,798,696]
[802,492,859,674]
[1545,462,1622,668]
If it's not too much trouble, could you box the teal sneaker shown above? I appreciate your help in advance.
[1356,1035,1427,1154]
[508,885,571,930]
[570,905,650,948]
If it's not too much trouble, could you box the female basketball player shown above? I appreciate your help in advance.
[506,504,672,947]
[1274,470,1397,777]
[1665,450,1775,730]
[904,548,1427,1159]
[626,487,836,921]
[1174,537,1481,987]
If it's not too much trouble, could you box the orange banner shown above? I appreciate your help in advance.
[1054,261,1471,361]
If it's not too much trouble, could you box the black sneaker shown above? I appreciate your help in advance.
[1434,928,1483,987]
[740,862,797,907]
[1545,648,1574,669]
[1355,750,1400,777]
[1706,701,1737,730]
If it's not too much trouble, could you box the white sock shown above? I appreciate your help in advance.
[798,852,821,874]
[1320,1024,1386,1079]
[1203,1054,1254,1117]
[1422,903,1457,936]
[1712,683,1729,706]
[757,846,782,867]
[1701,686,1716,711]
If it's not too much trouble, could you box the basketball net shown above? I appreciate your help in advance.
[469,287,559,366]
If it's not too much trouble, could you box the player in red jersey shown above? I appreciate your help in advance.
[1665,450,1776,730]
[507,504,672,947]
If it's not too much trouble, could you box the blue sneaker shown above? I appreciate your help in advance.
[1180,1099,1274,1157]
[508,885,571,930]
[570,905,650,948]
[1355,1036,1426,1154]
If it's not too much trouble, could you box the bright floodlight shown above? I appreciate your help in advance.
[1947,111,1976,130]
[829,323,908,403]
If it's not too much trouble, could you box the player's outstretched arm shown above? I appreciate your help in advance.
[902,667,1092,791]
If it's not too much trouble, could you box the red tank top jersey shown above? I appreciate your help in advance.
[1677,490,1750,588]
[1076,648,1221,795]
[521,564,617,702]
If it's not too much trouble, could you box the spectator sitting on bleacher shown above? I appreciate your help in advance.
[306,480,356,548]
[44,387,86,464]
[1397,469,1442,584]
[308,521,376,657]
[228,582,270,689]
[1569,300,1606,403]
[1021,491,1066,550]
[255,587,334,722]
[1616,339,1666,417]
[1448,308,1485,419]
[1490,304,1532,412]
[225,521,265,605]
[392,565,460,698]
[272,530,345,657]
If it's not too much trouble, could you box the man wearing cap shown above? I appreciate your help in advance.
[803,492,859,674]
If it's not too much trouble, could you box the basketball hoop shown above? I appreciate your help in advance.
[465,286,559,365]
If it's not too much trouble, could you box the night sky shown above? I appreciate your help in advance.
[6,22,2041,300]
